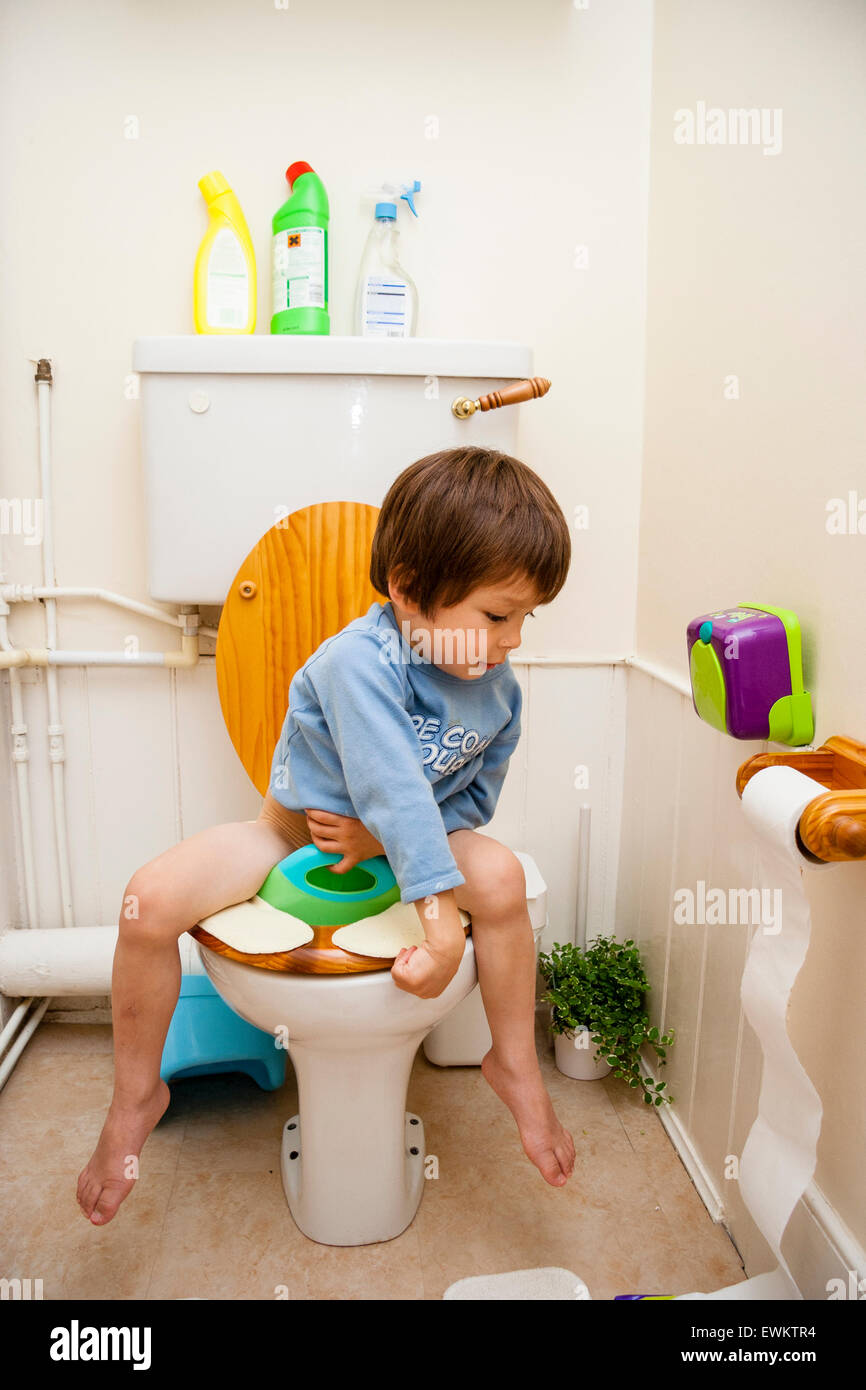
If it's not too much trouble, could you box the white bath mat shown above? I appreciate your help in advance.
[444,1268,591,1300]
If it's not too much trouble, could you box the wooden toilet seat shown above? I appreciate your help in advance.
[214,500,385,796]
[189,500,409,975]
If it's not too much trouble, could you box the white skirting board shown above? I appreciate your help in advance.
[644,1057,866,1300]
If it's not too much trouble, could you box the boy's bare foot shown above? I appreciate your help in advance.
[481,1049,575,1187]
[76,1081,171,1226]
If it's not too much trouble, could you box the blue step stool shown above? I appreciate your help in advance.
[160,972,286,1091]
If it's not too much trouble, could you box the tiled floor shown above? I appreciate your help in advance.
[0,1011,745,1300]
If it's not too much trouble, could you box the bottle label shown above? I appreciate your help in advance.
[272,226,326,314]
[361,274,410,337]
[206,229,250,329]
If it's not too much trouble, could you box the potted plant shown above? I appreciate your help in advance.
[538,934,675,1104]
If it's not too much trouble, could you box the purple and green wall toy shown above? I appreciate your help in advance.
[686,603,813,746]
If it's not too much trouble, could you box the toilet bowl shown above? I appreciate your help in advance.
[134,335,549,1245]
[197,935,479,1246]
[191,837,545,1244]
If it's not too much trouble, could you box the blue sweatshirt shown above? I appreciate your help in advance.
[268,601,522,903]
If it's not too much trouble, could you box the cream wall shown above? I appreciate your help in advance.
[622,0,866,1283]
[0,2,652,1009]
[1,0,651,655]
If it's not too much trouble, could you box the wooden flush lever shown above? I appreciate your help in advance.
[736,735,866,862]
[451,376,551,419]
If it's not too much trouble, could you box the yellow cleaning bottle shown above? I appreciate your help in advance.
[194,171,256,333]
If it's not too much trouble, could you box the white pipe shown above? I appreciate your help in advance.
[0,633,202,669]
[0,925,204,996]
[0,925,118,994]
[575,804,591,950]
[22,650,168,666]
[1,583,190,629]
[0,996,37,1055]
[0,622,39,929]
[0,998,50,1092]
[0,586,219,643]
[37,372,74,930]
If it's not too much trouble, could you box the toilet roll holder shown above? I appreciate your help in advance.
[737,735,866,862]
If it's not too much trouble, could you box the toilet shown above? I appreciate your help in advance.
[133,335,551,1246]
[200,933,480,1247]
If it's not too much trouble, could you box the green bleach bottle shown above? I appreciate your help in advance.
[271,161,330,335]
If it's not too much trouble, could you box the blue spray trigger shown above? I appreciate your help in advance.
[400,180,421,216]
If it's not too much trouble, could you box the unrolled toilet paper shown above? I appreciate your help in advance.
[442,764,834,1303]
[678,765,830,1301]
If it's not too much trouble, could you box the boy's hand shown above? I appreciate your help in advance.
[391,937,465,1000]
[392,892,466,998]
[304,808,384,873]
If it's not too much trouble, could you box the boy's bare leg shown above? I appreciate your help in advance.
[77,798,309,1226]
[448,829,576,1188]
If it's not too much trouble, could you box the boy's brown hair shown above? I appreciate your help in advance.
[370,447,571,615]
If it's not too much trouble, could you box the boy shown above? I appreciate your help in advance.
[77,447,575,1226]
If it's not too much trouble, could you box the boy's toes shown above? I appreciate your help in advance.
[88,1181,129,1226]
[557,1130,576,1173]
[557,1146,574,1180]
[543,1152,568,1187]
[528,1143,569,1187]
[77,1172,99,1218]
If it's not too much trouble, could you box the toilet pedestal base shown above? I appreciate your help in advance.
[279,1034,430,1246]
[281,1110,426,1246]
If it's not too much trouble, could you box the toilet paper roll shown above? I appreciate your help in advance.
[678,766,830,1301]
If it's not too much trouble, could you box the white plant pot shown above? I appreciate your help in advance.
[554,1026,613,1080]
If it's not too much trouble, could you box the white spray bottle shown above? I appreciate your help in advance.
[354,180,421,337]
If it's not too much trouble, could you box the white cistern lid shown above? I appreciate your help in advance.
[132,336,533,379]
